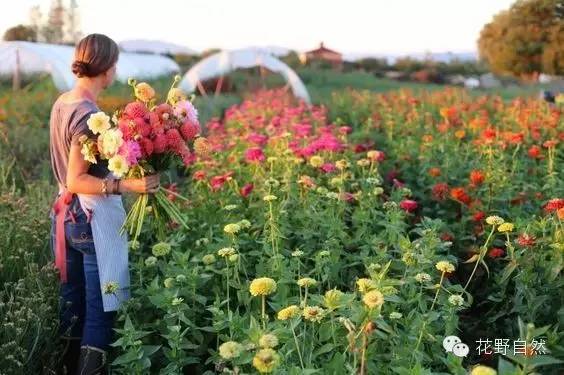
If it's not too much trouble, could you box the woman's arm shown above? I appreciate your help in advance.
[66,143,160,194]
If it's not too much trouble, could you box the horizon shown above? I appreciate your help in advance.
[1,0,515,57]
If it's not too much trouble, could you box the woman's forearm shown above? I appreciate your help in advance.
[67,174,121,195]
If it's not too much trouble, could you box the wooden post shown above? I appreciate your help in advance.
[214,75,224,97]
[196,80,208,98]
[13,49,21,91]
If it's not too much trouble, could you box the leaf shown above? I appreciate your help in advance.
[463,254,480,263]
[312,343,334,358]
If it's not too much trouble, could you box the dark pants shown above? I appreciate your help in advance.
[49,195,116,350]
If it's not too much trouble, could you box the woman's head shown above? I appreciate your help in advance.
[72,33,119,88]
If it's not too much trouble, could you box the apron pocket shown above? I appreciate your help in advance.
[65,221,95,254]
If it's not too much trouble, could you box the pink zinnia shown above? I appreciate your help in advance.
[193,170,207,181]
[240,183,254,198]
[245,147,265,163]
[338,126,352,135]
[173,100,199,125]
[118,140,142,166]
[400,199,418,213]
[320,163,336,173]
[247,133,268,146]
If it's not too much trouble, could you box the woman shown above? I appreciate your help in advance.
[49,33,159,374]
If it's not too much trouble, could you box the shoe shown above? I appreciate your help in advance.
[61,336,81,375]
[76,346,107,375]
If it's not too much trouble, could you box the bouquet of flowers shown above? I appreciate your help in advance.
[81,75,210,241]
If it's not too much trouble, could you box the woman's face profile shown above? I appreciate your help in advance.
[102,64,117,88]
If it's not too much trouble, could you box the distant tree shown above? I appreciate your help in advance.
[355,58,389,76]
[478,0,563,79]
[281,51,301,69]
[64,0,82,44]
[29,5,42,41]
[3,25,37,41]
[42,0,65,44]
[393,57,424,74]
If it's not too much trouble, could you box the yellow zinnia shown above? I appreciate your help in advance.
[356,278,377,293]
[435,260,455,273]
[252,348,280,373]
[303,306,325,322]
[497,222,514,233]
[470,365,497,375]
[309,155,324,168]
[297,277,317,288]
[277,305,300,320]
[249,277,277,296]
[485,215,505,226]
[363,290,384,309]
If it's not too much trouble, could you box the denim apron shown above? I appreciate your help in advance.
[51,182,130,312]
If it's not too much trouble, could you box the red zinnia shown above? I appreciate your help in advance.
[543,198,564,213]
[192,170,206,181]
[469,170,485,186]
[240,183,254,198]
[472,211,486,222]
[517,233,536,247]
[450,187,472,206]
[527,145,542,159]
[488,248,505,258]
[399,199,418,213]
[432,183,449,201]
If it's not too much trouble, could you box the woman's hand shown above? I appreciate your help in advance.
[120,174,160,194]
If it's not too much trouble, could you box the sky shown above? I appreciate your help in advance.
[0,0,515,56]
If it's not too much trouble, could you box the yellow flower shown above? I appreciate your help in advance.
[223,223,241,235]
[167,87,186,105]
[323,289,344,310]
[497,222,514,233]
[297,277,317,288]
[81,141,98,164]
[485,215,505,226]
[134,82,156,102]
[202,254,216,265]
[87,111,111,135]
[277,305,300,320]
[309,155,324,168]
[252,348,280,373]
[470,365,497,375]
[249,277,277,296]
[356,278,377,293]
[357,158,370,167]
[448,294,465,307]
[303,306,325,322]
[363,290,384,309]
[435,260,455,273]
[219,341,243,360]
[263,195,278,202]
[108,154,129,178]
[259,334,279,348]
[335,159,350,170]
[102,281,119,295]
[217,247,236,257]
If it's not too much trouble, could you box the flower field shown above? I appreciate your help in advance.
[0,83,563,374]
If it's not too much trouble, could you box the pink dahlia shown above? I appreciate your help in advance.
[118,140,142,166]
[139,138,154,157]
[123,102,148,119]
[173,100,199,125]
[180,121,201,140]
[165,128,183,150]
[153,134,168,153]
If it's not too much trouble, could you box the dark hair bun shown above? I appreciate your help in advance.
[72,60,91,78]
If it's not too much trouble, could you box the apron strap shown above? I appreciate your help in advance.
[52,188,75,282]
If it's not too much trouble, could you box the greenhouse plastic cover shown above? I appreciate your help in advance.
[0,41,180,90]
[179,48,311,103]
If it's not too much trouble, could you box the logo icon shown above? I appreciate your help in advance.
[443,336,469,358]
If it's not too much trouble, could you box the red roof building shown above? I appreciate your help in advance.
[304,42,343,68]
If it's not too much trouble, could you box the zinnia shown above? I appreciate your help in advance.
[399,199,418,213]
[363,290,384,309]
[252,348,280,374]
[277,305,300,320]
[435,260,455,273]
[245,147,265,163]
[249,277,277,296]
[303,306,325,322]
